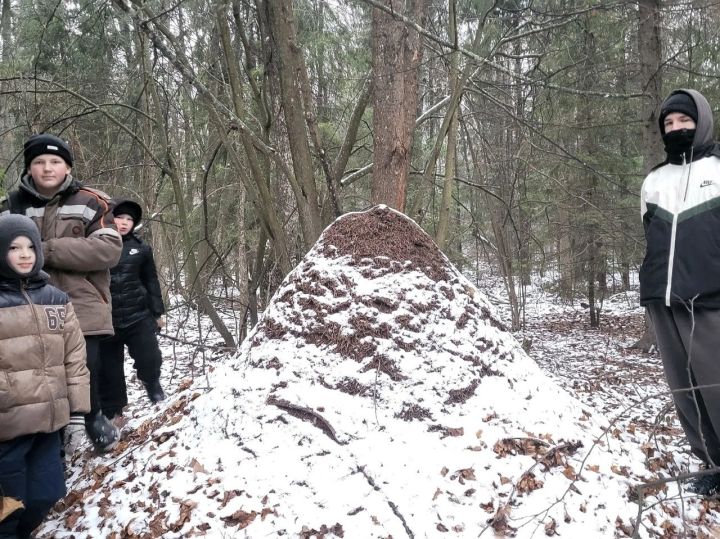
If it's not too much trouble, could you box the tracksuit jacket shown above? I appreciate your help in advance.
[640,89,720,307]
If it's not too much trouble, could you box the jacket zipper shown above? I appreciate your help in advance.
[665,155,690,306]
[21,283,55,429]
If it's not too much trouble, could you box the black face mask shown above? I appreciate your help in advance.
[662,128,696,156]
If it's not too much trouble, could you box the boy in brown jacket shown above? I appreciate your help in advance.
[0,134,122,452]
[0,214,90,538]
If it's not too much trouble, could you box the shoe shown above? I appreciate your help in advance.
[85,412,120,452]
[144,379,166,403]
[686,472,720,496]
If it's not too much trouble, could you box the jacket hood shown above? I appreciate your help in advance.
[659,89,714,148]
[19,173,77,202]
[112,199,142,221]
[112,199,142,232]
[0,213,44,279]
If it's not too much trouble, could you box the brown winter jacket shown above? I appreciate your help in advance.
[0,273,90,442]
[0,176,122,335]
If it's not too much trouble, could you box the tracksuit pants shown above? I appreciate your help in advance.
[647,302,720,466]
[85,336,102,418]
[99,316,163,418]
[0,432,65,538]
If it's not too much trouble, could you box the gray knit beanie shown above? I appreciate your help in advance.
[0,214,44,279]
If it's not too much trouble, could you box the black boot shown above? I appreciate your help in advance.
[85,411,120,452]
[144,379,166,403]
[686,472,720,496]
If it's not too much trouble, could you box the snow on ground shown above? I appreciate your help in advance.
[37,206,720,538]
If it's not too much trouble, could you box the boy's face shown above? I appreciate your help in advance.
[7,235,36,275]
[114,214,135,236]
[29,154,71,197]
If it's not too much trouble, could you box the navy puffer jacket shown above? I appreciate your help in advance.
[110,233,165,329]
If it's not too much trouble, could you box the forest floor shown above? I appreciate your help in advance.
[38,282,720,539]
[38,279,720,539]
[33,209,720,539]
[491,280,720,538]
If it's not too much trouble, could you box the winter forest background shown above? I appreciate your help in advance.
[1,0,719,536]
[0,0,682,339]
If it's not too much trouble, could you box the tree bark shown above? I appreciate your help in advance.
[370,0,426,211]
[435,0,458,250]
[0,0,11,63]
[634,0,663,348]
[638,0,664,175]
[578,15,601,328]
[267,0,324,246]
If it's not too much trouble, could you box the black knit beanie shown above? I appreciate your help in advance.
[23,134,74,170]
[0,214,44,279]
[112,200,142,227]
[659,92,698,133]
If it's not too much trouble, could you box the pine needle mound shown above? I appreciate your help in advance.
[250,205,511,425]
[41,206,655,538]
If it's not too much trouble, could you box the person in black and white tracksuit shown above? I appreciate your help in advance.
[641,89,720,495]
[99,199,166,421]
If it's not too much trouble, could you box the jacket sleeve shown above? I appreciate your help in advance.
[640,182,647,221]
[141,243,166,317]
[43,194,122,272]
[63,303,90,414]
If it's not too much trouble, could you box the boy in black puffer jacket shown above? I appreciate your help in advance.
[99,199,166,420]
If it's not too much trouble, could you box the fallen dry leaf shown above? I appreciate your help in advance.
[562,465,577,480]
[191,458,207,474]
[222,509,257,529]
[517,472,544,494]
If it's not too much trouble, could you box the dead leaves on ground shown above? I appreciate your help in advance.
[516,472,544,494]
[46,388,279,538]
[491,436,582,494]
[299,523,344,538]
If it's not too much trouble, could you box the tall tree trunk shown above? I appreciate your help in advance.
[370,0,426,211]
[578,15,601,328]
[633,0,663,350]
[639,0,664,174]
[435,0,458,250]
[267,0,324,246]
[0,0,11,62]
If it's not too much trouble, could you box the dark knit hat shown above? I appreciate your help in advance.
[659,92,698,131]
[23,134,74,170]
[112,199,142,227]
[0,214,44,279]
